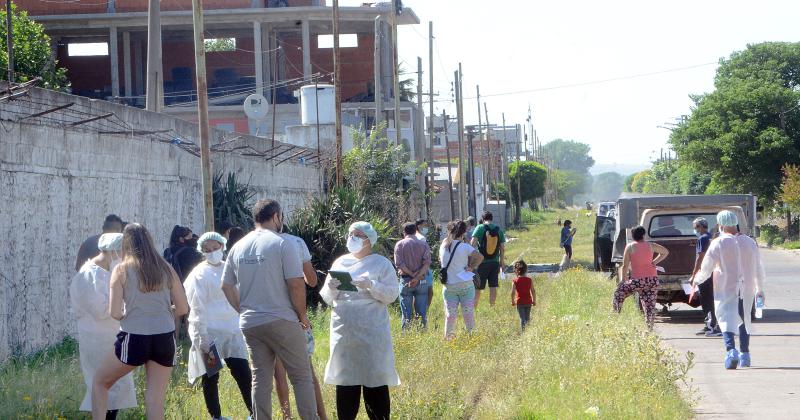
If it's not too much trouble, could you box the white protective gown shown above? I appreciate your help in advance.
[695,233,766,334]
[70,260,137,411]
[320,253,401,387]
[184,261,249,383]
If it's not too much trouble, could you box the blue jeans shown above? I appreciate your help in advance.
[722,298,750,353]
[400,280,428,329]
[516,305,532,329]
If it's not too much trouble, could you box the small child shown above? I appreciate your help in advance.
[511,260,536,329]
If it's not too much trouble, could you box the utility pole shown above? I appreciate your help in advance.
[392,0,401,146]
[483,102,494,201]
[373,16,382,126]
[145,0,163,111]
[5,0,13,84]
[476,85,486,207]
[457,63,468,217]
[443,112,455,220]
[416,56,425,217]
[501,113,511,209]
[333,0,343,186]
[515,123,522,224]
[427,20,434,222]
[190,0,214,232]
[466,127,476,218]
[454,69,465,219]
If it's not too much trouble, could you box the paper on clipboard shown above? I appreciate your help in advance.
[655,266,665,273]
[456,271,475,281]
[681,283,697,295]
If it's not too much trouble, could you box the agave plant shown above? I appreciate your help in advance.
[212,171,256,231]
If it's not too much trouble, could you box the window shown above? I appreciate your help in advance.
[648,214,718,238]
[67,42,109,56]
[204,38,236,52]
[317,34,358,49]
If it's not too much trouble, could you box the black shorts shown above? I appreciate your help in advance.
[114,330,177,367]
[564,245,573,258]
[476,261,500,290]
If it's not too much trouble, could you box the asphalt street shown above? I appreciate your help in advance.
[656,248,800,419]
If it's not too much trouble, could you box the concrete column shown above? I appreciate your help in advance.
[301,19,311,81]
[253,21,263,95]
[123,31,132,98]
[134,38,144,96]
[107,0,115,13]
[262,23,271,97]
[109,26,120,100]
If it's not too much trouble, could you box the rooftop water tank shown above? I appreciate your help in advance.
[300,84,335,126]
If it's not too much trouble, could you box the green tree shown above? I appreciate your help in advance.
[0,3,68,88]
[670,42,800,205]
[508,161,547,224]
[592,172,624,201]
[624,173,637,192]
[542,139,595,204]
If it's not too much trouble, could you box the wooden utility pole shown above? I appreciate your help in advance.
[427,20,434,221]
[392,0,401,146]
[476,85,486,207]
[5,0,13,84]
[501,113,511,208]
[466,127,476,217]
[333,0,343,186]
[443,111,455,220]
[373,16,382,126]
[145,0,163,111]
[454,69,465,219]
[190,0,214,232]
[515,123,522,224]
[483,102,494,200]
[457,63,468,217]
[416,56,425,216]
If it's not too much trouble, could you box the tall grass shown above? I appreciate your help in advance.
[1,269,692,419]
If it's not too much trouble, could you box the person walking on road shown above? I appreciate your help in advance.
[692,217,722,337]
[395,222,432,329]
[471,211,506,307]
[691,210,766,370]
[613,226,670,329]
[221,199,317,419]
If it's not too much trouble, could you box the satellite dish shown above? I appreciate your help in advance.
[243,93,269,120]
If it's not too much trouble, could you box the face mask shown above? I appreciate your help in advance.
[204,249,224,265]
[421,228,429,235]
[693,229,700,237]
[347,236,365,253]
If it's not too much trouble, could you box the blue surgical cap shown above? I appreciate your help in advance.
[349,221,378,247]
[716,210,739,227]
[197,231,227,253]
[98,233,123,251]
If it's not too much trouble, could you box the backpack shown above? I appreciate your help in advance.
[163,246,188,280]
[479,224,501,259]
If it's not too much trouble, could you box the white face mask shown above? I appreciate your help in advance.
[421,228,429,235]
[204,249,224,265]
[347,236,366,254]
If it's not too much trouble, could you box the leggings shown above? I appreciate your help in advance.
[612,276,659,329]
[516,304,532,329]
[442,281,476,338]
[336,385,390,420]
[201,357,253,419]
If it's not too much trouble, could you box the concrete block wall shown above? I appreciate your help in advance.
[0,87,320,361]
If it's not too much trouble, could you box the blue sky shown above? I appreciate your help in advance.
[343,0,800,167]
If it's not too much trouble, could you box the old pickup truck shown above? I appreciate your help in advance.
[611,193,757,308]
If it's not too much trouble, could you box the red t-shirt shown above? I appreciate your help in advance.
[513,276,534,305]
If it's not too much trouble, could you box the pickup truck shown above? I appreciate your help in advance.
[610,193,757,307]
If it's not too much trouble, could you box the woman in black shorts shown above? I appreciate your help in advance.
[92,223,189,420]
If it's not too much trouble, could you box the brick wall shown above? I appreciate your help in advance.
[16,0,319,15]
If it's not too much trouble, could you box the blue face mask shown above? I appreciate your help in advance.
[693,229,700,237]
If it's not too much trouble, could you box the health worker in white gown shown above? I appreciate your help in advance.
[70,233,137,417]
[320,221,400,420]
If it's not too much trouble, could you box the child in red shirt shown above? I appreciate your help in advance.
[511,259,536,329]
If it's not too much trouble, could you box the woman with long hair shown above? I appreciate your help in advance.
[439,220,484,340]
[92,223,189,420]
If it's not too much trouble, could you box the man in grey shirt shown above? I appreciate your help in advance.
[222,199,316,419]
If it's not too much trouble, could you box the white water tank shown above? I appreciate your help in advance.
[300,84,335,125]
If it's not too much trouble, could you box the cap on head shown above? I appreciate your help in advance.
[349,221,378,247]
[98,233,123,251]
[197,231,227,253]
[716,210,739,227]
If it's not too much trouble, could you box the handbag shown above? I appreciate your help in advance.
[440,241,462,284]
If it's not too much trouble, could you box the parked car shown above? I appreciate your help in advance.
[597,201,616,218]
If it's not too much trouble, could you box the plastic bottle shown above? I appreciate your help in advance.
[755,295,764,319]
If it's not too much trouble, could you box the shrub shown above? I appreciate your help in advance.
[759,224,782,247]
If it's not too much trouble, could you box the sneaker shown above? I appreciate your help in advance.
[695,327,710,336]
[740,352,751,367]
[705,328,723,337]
[724,349,739,370]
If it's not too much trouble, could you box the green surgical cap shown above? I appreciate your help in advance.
[197,231,227,253]
[716,210,739,227]
[98,233,123,251]
[349,221,378,247]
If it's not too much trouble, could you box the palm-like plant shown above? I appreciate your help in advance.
[212,171,256,231]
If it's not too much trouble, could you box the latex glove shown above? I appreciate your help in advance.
[352,275,373,290]
[327,277,341,289]
[756,290,766,305]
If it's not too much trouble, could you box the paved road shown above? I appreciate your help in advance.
[656,248,800,419]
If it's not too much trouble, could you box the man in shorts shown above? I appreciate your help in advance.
[471,211,506,307]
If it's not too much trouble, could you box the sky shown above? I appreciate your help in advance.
[342,0,800,168]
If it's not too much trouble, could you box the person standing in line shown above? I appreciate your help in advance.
[184,232,253,420]
[471,211,506,307]
[612,226,669,329]
[691,210,766,370]
[691,217,722,337]
[75,214,124,271]
[91,223,189,420]
[221,199,317,419]
[440,220,483,340]
[559,220,576,271]
[465,216,477,240]
[71,233,137,419]
[510,260,536,330]
[320,221,400,420]
[395,222,432,329]
[414,219,436,316]
[163,225,203,282]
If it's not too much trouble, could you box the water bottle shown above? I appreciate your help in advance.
[755,295,764,319]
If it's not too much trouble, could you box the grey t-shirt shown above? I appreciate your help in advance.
[222,229,304,329]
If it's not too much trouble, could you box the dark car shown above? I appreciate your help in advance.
[593,215,616,273]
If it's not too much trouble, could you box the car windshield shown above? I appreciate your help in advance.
[649,214,718,237]
[598,218,615,239]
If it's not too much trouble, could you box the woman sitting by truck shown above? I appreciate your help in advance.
[612,225,670,329]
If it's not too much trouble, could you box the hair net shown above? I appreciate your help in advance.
[97,233,123,251]
[349,221,378,247]
[716,210,739,227]
[197,231,227,253]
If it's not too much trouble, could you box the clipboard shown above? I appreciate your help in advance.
[329,270,359,292]
[204,342,223,377]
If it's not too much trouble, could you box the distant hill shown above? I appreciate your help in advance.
[590,163,650,176]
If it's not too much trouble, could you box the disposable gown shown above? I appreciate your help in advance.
[320,253,401,387]
[70,261,137,411]
[695,233,766,334]
[184,261,249,383]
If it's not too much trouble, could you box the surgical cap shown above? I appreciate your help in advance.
[98,233,123,251]
[197,231,227,253]
[349,221,378,247]
[716,210,739,227]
